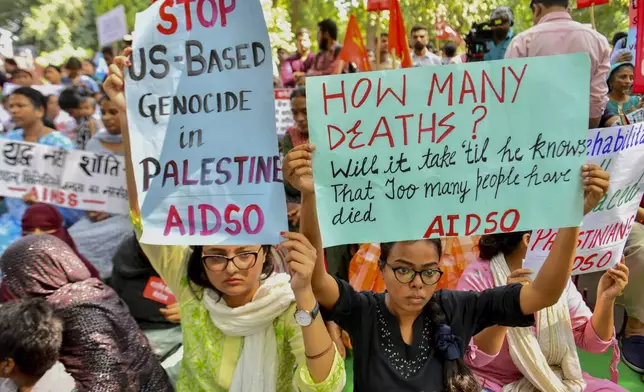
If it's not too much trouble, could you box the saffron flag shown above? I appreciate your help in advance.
[577,0,609,9]
[339,15,371,72]
[366,0,390,12]
[388,0,413,68]
[435,19,463,44]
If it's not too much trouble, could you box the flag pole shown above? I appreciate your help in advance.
[375,11,382,67]
[590,4,596,30]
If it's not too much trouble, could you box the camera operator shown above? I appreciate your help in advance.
[505,0,610,129]
[484,7,515,61]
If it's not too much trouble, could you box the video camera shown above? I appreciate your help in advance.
[464,17,506,62]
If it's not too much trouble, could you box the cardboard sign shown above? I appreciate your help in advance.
[274,89,294,139]
[307,54,590,247]
[125,1,287,245]
[96,5,128,47]
[524,124,644,276]
[143,276,177,305]
[0,139,128,215]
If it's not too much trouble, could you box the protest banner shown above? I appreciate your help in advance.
[125,1,287,245]
[307,53,590,247]
[0,139,128,215]
[96,5,128,47]
[524,124,644,276]
[274,89,294,139]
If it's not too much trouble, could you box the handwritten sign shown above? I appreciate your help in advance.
[125,1,287,245]
[525,124,644,276]
[274,89,294,139]
[307,54,590,247]
[0,139,128,214]
[96,5,128,47]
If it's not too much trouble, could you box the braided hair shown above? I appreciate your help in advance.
[379,240,480,392]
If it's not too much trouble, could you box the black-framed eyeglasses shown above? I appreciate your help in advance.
[385,263,443,286]
[201,248,263,272]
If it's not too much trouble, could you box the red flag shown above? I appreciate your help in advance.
[435,19,463,44]
[366,0,390,12]
[577,0,609,9]
[633,0,644,93]
[388,0,413,68]
[339,15,372,72]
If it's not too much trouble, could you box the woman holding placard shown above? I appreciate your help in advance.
[457,233,629,392]
[284,143,610,392]
[102,51,345,392]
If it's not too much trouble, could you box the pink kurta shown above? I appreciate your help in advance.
[457,259,624,392]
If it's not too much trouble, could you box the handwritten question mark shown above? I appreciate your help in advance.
[471,105,488,140]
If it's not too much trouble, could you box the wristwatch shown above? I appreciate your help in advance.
[294,302,320,327]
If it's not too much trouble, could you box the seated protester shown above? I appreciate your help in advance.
[9,69,32,88]
[45,95,76,138]
[85,95,123,155]
[58,87,100,149]
[0,299,76,392]
[457,233,629,391]
[0,235,173,391]
[109,232,182,358]
[62,57,99,95]
[284,144,610,392]
[104,49,346,392]
[0,88,79,256]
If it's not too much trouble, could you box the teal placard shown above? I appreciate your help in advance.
[307,54,590,247]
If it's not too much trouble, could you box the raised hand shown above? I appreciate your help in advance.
[280,232,317,293]
[103,47,133,113]
[597,258,629,301]
[582,164,610,215]
[283,144,315,195]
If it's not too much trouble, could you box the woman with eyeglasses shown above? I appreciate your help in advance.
[101,52,345,392]
[284,144,610,392]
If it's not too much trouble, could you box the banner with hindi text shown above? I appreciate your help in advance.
[307,54,590,247]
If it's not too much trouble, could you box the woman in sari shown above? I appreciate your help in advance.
[0,235,172,391]
[606,62,642,123]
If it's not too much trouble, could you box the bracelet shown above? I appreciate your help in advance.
[305,342,334,360]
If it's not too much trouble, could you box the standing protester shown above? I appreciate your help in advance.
[45,95,76,137]
[102,50,346,392]
[281,28,315,88]
[0,235,173,391]
[284,144,610,392]
[58,87,100,150]
[0,299,76,392]
[9,69,33,88]
[62,58,99,95]
[484,7,514,61]
[458,232,628,391]
[85,95,123,155]
[505,0,610,128]
[308,19,344,76]
[43,65,63,85]
[622,202,644,374]
[410,25,442,67]
[606,62,642,123]
[2,59,18,78]
[441,43,462,65]
[372,33,398,70]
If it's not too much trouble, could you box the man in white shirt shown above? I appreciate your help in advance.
[0,300,76,392]
[410,25,442,67]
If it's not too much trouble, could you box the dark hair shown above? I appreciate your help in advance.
[5,58,18,67]
[58,87,88,110]
[101,47,114,56]
[290,87,306,99]
[411,25,428,35]
[478,231,529,260]
[530,0,568,8]
[11,69,32,80]
[296,28,310,38]
[45,65,61,73]
[378,240,480,392]
[83,59,96,70]
[11,87,46,110]
[607,63,635,91]
[186,245,275,298]
[443,43,458,58]
[0,299,63,378]
[65,57,82,70]
[318,19,338,40]
[612,32,628,47]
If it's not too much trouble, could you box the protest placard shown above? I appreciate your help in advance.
[524,123,644,276]
[125,1,287,245]
[96,5,128,47]
[307,54,590,247]
[274,89,294,139]
[0,139,128,215]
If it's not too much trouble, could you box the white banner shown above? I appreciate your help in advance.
[0,139,128,215]
[96,5,128,47]
[274,89,293,138]
[524,123,644,275]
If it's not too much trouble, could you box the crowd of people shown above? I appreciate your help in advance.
[0,0,643,391]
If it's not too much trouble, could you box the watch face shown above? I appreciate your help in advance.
[295,311,313,326]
